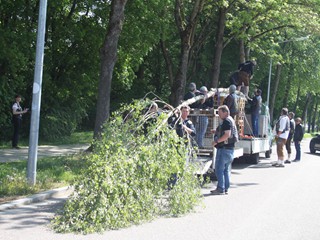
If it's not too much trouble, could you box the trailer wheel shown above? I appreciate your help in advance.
[265,150,271,158]
[245,153,259,164]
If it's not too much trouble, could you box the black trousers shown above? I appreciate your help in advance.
[12,117,22,147]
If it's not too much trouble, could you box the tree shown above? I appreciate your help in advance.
[93,0,128,140]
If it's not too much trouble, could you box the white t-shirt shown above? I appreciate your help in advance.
[278,115,290,139]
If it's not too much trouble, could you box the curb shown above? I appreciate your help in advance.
[0,186,73,211]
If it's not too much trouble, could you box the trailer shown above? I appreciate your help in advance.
[188,88,273,176]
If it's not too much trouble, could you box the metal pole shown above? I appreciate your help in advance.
[267,57,272,108]
[27,0,48,186]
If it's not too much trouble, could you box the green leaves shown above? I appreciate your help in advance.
[52,99,202,233]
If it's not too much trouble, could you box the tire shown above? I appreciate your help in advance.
[310,141,316,154]
[245,153,259,164]
[265,150,271,158]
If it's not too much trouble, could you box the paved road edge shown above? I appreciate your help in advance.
[0,186,73,211]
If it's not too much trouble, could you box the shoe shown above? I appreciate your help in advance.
[271,162,279,167]
[273,163,285,168]
[284,160,291,164]
[12,146,21,149]
[225,190,228,195]
[210,189,225,195]
[292,159,300,162]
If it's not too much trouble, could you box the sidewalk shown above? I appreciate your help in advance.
[0,144,89,163]
[0,144,88,211]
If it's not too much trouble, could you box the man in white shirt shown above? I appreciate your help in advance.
[272,108,290,167]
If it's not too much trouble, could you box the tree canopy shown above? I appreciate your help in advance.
[1,0,320,141]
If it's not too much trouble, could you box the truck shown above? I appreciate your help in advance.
[187,88,273,177]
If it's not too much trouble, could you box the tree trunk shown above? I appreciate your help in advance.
[93,0,128,140]
[169,0,204,106]
[283,62,294,108]
[293,78,301,113]
[311,94,318,132]
[302,92,311,124]
[239,40,245,63]
[210,7,227,88]
[270,62,282,122]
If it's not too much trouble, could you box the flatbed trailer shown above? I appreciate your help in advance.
[188,88,273,176]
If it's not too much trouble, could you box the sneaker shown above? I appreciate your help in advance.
[273,163,285,168]
[210,189,225,195]
[271,162,279,167]
[12,146,21,149]
[292,159,300,162]
[284,160,291,164]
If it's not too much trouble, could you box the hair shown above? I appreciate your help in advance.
[281,107,288,115]
[188,82,196,91]
[15,94,21,99]
[218,105,230,114]
[229,84,236,93]
[180,105,190,111]
[288,112,295,118]
[256,89,262,95]
[199,86,208,93]
[295,117,302,123]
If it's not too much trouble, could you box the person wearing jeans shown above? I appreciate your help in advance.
[211,105,238,195]
[293,117,304,162]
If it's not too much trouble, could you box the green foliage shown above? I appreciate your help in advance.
[51,99,202,233]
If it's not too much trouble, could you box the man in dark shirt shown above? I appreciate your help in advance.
[210,105,238,195]
[293,117,304,162]
[249,88,262,137]
[237,60,256,98]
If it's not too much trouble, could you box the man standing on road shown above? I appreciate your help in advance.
[293,117,304,162]
[272,108,290,167]
[285,112,295,163]
[211,105,238,195]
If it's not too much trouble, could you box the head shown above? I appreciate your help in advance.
[218,105,230,119]
[150,102,158,113]
[252,60,257,66]
[199,86,208,94]
[295,117,302,124]
[229,84,236,94]
[288,112,295,119]
[180,105,190,119]
[281,107,288,116]
[15,95,21,102]
[255,89,262,95]
[188,82,196,92]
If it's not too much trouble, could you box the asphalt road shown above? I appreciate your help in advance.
[1,139,320,240]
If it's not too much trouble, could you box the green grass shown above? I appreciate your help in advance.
[0,154,87,202]
[0,131,92,202]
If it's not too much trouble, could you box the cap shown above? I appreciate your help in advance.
[199,86,208,93]
[189,82,196,91]
[229,84,236,93]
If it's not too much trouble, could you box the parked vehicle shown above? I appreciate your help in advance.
[309,134,320,153]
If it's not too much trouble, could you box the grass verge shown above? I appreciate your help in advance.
[0,154,87,204]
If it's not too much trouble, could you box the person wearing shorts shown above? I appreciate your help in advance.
[273,108,290,167]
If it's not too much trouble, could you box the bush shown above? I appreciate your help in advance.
[52,99,203,233]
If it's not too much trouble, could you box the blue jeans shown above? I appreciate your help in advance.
[251,114,259,137]
[196,116,208,148]
[294,141,301,160]
[215,148,234,192]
